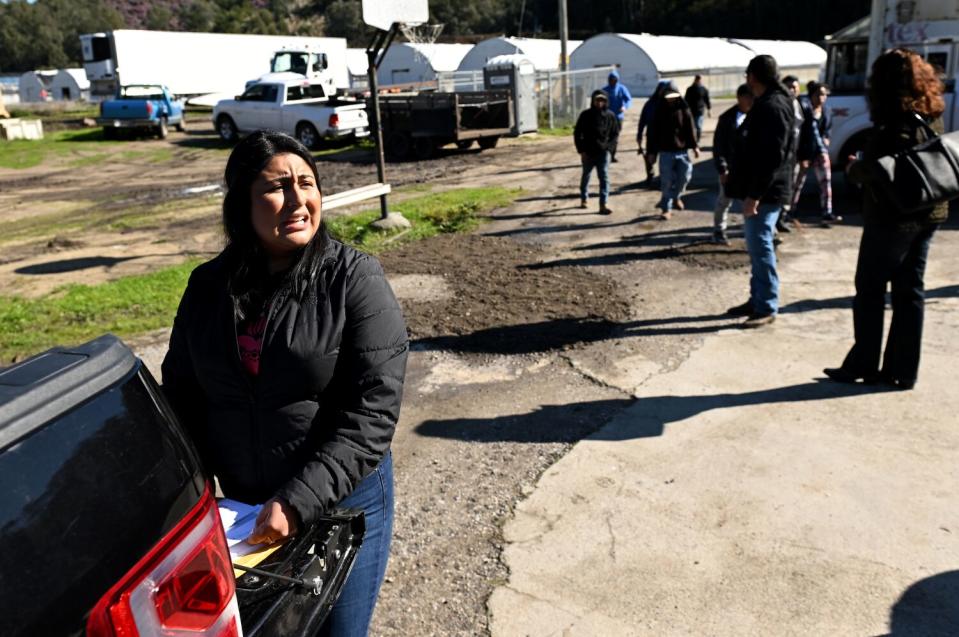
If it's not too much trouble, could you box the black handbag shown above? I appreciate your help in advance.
[869,113,959,215]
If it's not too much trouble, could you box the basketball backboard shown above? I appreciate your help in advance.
[362,0,428,31]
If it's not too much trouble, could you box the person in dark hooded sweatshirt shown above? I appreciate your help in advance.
[574,89,618,214]
[724,55,796,328]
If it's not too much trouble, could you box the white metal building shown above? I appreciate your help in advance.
[731,39,827,83]
[50,69,91,101]
[457,37,582,72]
[377,42,473,87]
[18,70,57,102]
[571,33,825,96]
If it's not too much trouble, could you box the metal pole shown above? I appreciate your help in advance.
[547,70,554,129]
[558,0,569,121]
[366,27,393,221]
[866,0,887,69]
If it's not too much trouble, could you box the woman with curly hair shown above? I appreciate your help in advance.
[824,48,948,390]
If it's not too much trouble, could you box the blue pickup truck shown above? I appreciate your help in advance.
[97,84,186,140]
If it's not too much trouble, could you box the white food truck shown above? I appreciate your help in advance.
[79,30,349,104]
[824,0,959,164]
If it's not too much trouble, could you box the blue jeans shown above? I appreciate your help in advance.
[694,113,705,141]
[658,151,692,211]
[320,452,394,637]
[743,204,781,315]
[580,152,610,205]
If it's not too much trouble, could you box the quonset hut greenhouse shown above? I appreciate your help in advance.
[570,33,826,96]
[377,43,473,87]
[457,37,583,72]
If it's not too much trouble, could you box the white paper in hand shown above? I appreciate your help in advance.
[217,498,265,559]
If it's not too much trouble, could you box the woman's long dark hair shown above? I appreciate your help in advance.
[868,48,945,125]
[222,130,328,320]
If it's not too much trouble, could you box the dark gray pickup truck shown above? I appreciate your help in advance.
[0,335,362,636]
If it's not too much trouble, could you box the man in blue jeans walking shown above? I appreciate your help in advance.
[647,81,699,219]
[724,55,796,328]
[574,89,618,214]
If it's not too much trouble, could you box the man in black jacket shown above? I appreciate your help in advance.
[711,83,753,244]
[725,55,796,328]
[574,89,618,214]
[684,74,712,142]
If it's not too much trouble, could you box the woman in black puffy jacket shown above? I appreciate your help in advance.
[162,130,408,636]
[824,49,947,390]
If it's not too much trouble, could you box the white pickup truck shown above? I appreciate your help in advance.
[213,78,369,149]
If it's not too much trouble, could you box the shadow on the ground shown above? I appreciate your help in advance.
[496,163,581,175]
[413,313,740,355]
[415,379,892,443]
[880,570,959,636]
[15,255,143,275]
[780,283,959,314]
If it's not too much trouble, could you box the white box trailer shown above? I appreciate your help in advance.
[825,0,959,163]
[80,30,349,100]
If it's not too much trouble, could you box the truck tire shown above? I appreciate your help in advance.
[413,136,435,160]
[385,131,412,161]
[175,117,187,133]
[296,122,321,150]
[478,136,499,150]
[217,115,238,143]
[156,117,168,140]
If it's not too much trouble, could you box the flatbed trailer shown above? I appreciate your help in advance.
[373,90,513,160]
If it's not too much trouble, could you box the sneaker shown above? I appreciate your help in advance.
[673,198,685,210]
[821,212,842,226]
[742,312,776,328]
[599,205,612,215]
[775,218,791,233]
[773,235,784,247]
[579,198,588,209]
[712,230,729,245]
[659,210,672,221]
[726,300,753,317]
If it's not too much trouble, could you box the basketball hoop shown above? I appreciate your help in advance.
[399,22,443,46]
[400,22,444,67]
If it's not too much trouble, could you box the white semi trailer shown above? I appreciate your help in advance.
[80,30,349,102]
[824,0,959,164]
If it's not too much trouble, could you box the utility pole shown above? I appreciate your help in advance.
[558,0,569,119]
[558,0,568,73]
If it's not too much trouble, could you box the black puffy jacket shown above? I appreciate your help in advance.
[725,84,796,205]
[161,238,408,526]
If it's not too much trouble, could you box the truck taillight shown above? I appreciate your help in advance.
[145,101,154,116]
[87,487,241,637]
[328,113,339,128]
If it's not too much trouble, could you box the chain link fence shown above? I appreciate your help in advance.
[533,66,616,129]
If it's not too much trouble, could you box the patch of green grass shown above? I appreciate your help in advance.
[536,125,574,137]
[326,186,521,254]
[0,128,174,170]
[9,105,99,122]
[0,260,200,363]
[0,128,119,169]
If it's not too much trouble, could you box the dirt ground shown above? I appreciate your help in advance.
[6,102,923,635]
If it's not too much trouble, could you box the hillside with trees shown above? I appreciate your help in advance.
[0,0,869,74]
